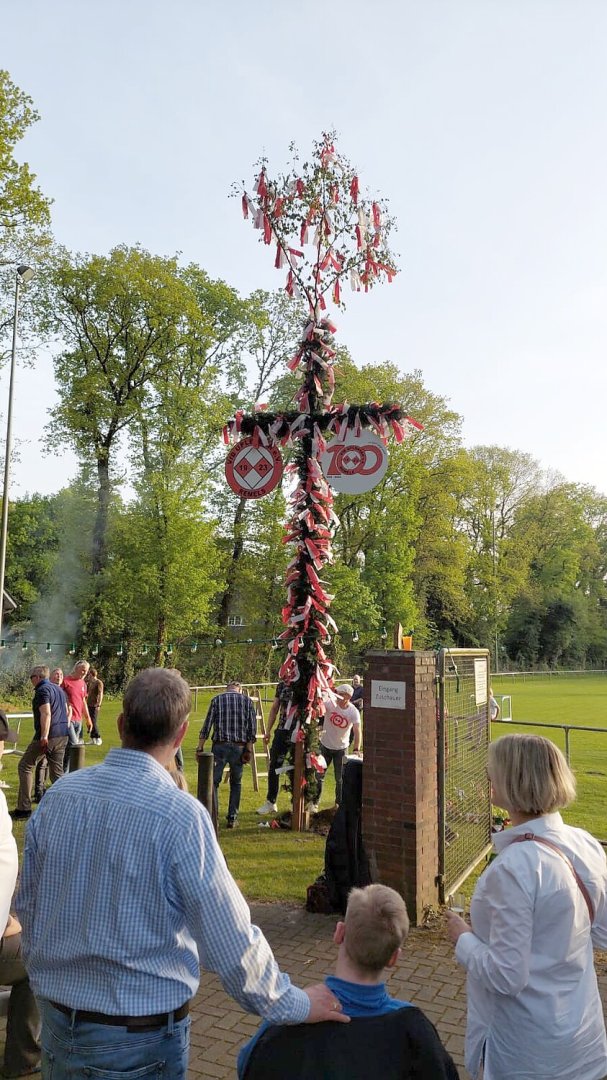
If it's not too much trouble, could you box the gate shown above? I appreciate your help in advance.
[437,648,492,902]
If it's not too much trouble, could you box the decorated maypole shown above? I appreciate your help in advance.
[224,134,422,826]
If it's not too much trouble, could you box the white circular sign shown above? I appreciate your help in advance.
[320,429,389,494]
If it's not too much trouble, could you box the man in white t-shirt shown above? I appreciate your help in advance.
[314,685,361,811]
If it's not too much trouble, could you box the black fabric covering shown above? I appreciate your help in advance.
[242,1006,460,1080]
[324,758,371,913]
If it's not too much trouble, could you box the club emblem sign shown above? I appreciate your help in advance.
[320,429,389,494]
[225,437,283,499]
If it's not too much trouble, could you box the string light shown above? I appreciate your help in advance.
[352,630,359,643]
[0,635,289,654]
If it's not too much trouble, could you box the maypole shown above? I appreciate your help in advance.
[224,134,422,826]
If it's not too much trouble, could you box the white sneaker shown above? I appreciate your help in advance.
[256,800,278,815]
[92,738,103,745]
[311,804,320,813]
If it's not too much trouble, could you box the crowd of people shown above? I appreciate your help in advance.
[2,666,607,1079]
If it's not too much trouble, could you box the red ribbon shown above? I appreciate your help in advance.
[350,175,359,204]
[256,170,267,198]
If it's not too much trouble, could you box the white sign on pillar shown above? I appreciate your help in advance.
[371,679,406,710]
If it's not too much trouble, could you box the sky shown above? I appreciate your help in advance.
[2,0,607,496]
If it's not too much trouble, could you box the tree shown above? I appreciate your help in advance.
[331,358,465,647]
[0,69,52,352]
[39,246,249,640]
[4,493,62,616]
[456,446,542,656]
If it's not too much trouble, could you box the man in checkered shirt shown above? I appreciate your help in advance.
[197,680,257,829]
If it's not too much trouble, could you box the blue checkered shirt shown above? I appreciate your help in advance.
[201,691,257,744]
[16,748,308,1021]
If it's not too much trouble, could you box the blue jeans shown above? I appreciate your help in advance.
[212,742,244,822]
[67,721,82,746]
[39,999,190,1079]
[316,745,346,805]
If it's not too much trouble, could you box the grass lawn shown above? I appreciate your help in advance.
[491,674,607,839]
[1,688,332,904]
[3,673,606,904]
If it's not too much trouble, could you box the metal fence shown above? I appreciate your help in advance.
[437,649,493,902]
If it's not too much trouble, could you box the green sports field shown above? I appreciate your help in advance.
[491,673,607,840]
[3,674,606,902]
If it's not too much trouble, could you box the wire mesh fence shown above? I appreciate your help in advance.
[438,649,492,900]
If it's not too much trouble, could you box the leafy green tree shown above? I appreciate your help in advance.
[0,69,52,352]
[4,493,62,616]
[457,446,542,657]
[331,358,465,646]
[39,247,250,640]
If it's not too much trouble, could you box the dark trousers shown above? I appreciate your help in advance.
[317,745,347,805]
[212,743,244,822]
[89,705,101,740]
[17,737,67,813]
[35,756,49,798]
[267,729,291,804]
[0,930,41,1075]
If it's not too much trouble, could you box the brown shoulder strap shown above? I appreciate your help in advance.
[510,832,595,923]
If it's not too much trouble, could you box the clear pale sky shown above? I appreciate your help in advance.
[2,0,607,496]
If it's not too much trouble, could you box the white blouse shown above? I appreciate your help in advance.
[456,812,607,1080]
[0,791,18,933]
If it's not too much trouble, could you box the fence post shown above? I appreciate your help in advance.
[197,752,217,835]
[564,726,571,765]
[68,744,85,772]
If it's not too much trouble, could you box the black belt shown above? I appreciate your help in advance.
[50,1000,189,1032]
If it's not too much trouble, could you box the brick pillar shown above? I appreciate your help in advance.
[362,650,439,925]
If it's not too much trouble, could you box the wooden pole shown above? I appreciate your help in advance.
[291,739,309,832]
[197,752,218,836]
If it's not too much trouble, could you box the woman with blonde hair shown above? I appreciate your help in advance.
[446,733,607,1080]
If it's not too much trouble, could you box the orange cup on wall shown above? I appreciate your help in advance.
[402,634,413,651]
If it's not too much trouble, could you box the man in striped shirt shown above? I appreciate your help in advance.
[197,681,257,829]
[17,668,348,1079]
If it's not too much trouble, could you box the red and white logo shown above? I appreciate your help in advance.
[225,437,283,499]
[320,430,389,494]
[328,711,349,730]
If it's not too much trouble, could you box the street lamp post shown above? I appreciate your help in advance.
[0,265,35,635]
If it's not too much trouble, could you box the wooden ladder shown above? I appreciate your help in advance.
[245,686,271,793]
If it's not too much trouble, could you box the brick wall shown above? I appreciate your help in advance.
[362,650,439,924]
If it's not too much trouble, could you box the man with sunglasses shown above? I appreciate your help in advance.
[10,666,69,821]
